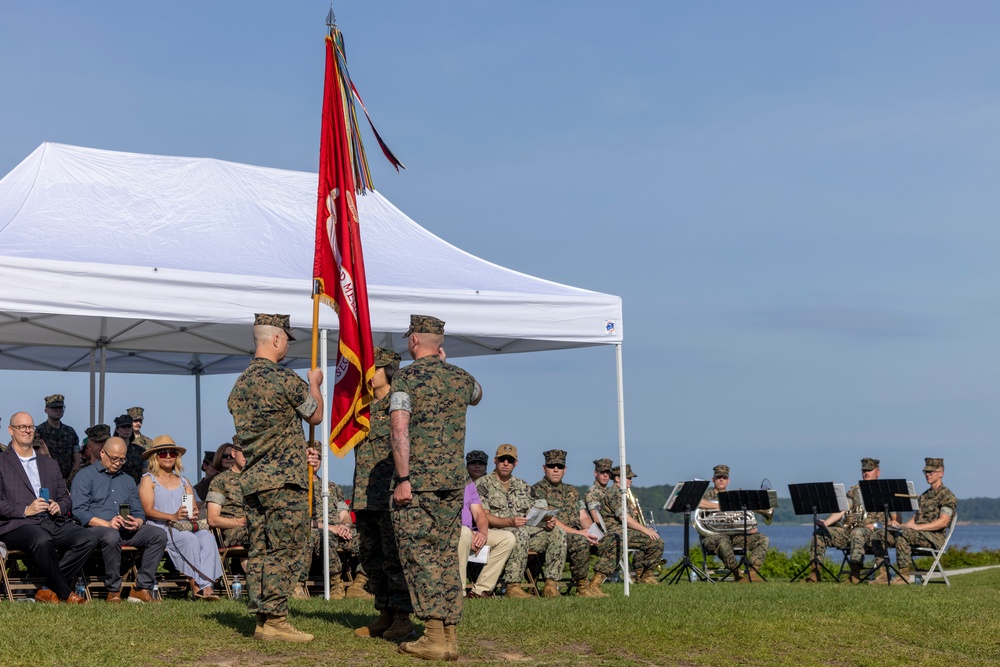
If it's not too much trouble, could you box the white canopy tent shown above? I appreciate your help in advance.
[0,142,633,594]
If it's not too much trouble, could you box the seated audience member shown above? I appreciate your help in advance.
[193,448,221,502]
[459,450,515,598]
[68,424,110,488]
[531,449,604,597]
[71,436,168,603]
[113,414,146,485]
[476,443,567,598]
[301,447,370,600]
[0,412,98,603]
[206,442,247,548]
[874,457,957,585]
[139,435,223,600]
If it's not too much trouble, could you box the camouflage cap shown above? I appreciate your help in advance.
[374,347,401,369]
[231,434,241,448]
[254,313,296,341]
[923,457,944,472]
[85,424,111,442]
[404,314,445,337]
[202,450,216,466]
[113,414,133,428]
[126,406,145,420]
[611,463,637,479]
[713,464,730,478]
[45,394,65,407]
[543,449,567,466]
[593,457,613,473]
[466,449,489,465]
[860,457,880,471]
[495,443,518,459]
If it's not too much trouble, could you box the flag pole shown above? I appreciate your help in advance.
[309,278,322,516]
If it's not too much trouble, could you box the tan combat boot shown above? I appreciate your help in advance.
[291,582,310,599]
[443,623,459,661]
[505,584,532,599]
[354,609,394,638]
[542,579,560,598]
[890,568,911,586]
[589,573,609,597]
[398,619,448,660]
[846,562,863,584]
[382,611,417,641]
[346,573,375,599]
[867,567,889,585]
[574,578,594,597]
[639,569,661,585]
[258,615,314,642]
[329,579,346,600]
[803,564,821,583]
[253,613,268,639]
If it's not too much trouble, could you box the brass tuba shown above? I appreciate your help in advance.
[694,480,776,536]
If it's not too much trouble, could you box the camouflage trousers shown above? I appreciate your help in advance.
[297,526,345,584]
[848,525,894,566]
[879,527,945,570]
[811,525,851,561]
[566,531,593,581]
[625,528,664,572]
[499,524,567,584]
[391,490,463,624]
[356,509,412,613]
[593,530,620,577]
[702,532,768,570]
[220,524,249,549]
[244,485,309,616]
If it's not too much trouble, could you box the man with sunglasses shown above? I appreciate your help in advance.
[35,394,80,482]
[530,449,602,597]
[599,464,664,585]
[71,436,168,603]
[0,412,97,603]
[476,443,567,599]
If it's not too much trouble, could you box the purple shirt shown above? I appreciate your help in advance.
[462,481,482,530]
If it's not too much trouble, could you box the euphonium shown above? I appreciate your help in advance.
[693,508,758,536]
[626,488,646,527]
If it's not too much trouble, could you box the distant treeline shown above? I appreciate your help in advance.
[337,483,1000,524]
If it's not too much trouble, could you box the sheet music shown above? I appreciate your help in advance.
[468,544,491,564]
[525,506,558,527]
[833,483,848,512]
[663,482,684,511]
[906,481,919,511]
[586,523,604,540]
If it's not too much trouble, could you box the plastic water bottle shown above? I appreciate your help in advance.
[232,575,243,600]
[74,577,86,599]
[152,576,161,600]
[689,570,697,582]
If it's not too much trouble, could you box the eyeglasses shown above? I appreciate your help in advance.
[49,406,65,411]
[497,456,517,464]
[132,420,142,425]
[101,450,127,464]
[10,424,36,433]
[156,450,179,459]
[545,463,565,470]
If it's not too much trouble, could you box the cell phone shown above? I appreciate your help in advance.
[118,503,131,518]
[39,488,50,502]
[181,494,194,516]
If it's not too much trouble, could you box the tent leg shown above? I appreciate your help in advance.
[89,348,96,426]
[98,318,107,424]
[195,372,203,471]
[615,343,629,598]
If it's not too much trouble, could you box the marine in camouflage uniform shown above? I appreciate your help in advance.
[353,348,412,617]
[299,479,350,584]
[35,394,79,481]
[228,313,321,638]
[600,465,664,581]
[206,468,249,547]
[390,314,482,659]
[113,414,147,485]
[585,458,619,577]
[127,407,154,450]
[530,449,599,586]
[699,465,769,577]
[477,451,568,589]
[875,457,957,579]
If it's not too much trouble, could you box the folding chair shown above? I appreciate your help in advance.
[213,528,247,598]
[912,510,958,587]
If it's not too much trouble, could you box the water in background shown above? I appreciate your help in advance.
[654,523,1000,562]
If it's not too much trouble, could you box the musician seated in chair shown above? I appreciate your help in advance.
[597,464,664,586]
[873,457,956,586]
[697,464,768,582]
[819,457,895,584]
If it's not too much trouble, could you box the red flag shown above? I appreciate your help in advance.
[314,29,375,457]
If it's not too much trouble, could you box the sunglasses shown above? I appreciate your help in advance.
[156,450,179,459]
[497,456,517,464]
[545,463,565,470]
[222,454,235,460]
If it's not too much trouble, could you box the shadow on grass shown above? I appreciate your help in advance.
[206,609,258,637]
[296,607,401,633]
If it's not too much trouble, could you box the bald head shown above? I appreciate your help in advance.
[253,324,290,362]
[104,437,127,458]
[9,411,30,425]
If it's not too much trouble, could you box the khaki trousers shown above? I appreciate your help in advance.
[459,526,516,596]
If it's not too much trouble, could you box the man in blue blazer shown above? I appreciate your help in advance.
[0,412,97,603]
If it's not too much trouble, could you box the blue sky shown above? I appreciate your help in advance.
[2,2,998,499]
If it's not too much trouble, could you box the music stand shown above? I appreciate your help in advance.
[718,489,777,582]
[787,482,848,582]
[659,480,713,584]
[860,479,919,585]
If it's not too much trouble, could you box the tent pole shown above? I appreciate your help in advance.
[321,328,330,600]
[616,343,629,597]
[195,371,203,471]
[89,348,96,426]
[98,319,107,423]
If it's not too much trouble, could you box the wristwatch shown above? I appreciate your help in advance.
[395,475,410,484]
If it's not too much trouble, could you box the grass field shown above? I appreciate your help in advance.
[2,569,999,667]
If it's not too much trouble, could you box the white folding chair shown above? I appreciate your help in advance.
[912,510,957,587]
